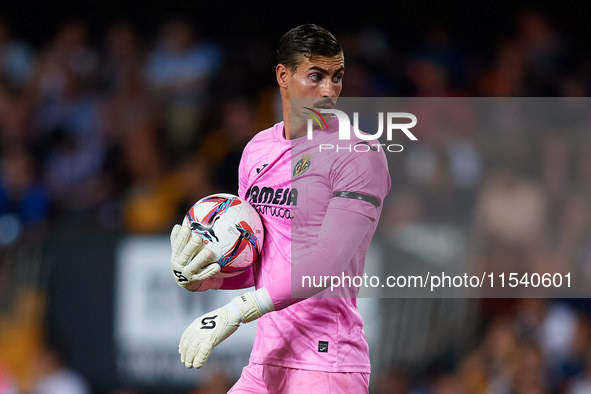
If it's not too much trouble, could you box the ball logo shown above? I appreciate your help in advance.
[293,154,313,177]
[184,193,264,277]
[187,196,240,243]
[190,217,220,242]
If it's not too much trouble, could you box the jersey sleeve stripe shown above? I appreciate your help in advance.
[332,191,380,208]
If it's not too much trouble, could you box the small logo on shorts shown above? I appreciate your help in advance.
[318,341,329,353]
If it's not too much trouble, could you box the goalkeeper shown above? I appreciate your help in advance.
[170,24,390,393]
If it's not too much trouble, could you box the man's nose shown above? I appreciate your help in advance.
[320,80,337,98]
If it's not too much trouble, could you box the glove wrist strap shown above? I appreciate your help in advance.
[232,292,262,323]
[232,289,274,323]
[254,288,275,313]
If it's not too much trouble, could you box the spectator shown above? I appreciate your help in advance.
[98,21,144,96]
[29,340,90,394]
[197,97,258,193]
[475,166,548,251]
[478,39,526,96]
[515,9,565,94]
[26,20,98,104]
[0,18,33,92]
[144,18,221,160]
[0,143,50,245]
[122,114,184,233]
[25,21,105,212]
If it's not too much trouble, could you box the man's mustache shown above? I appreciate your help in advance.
[313,98,336,109]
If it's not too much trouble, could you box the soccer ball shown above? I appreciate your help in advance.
[183,193,264,278]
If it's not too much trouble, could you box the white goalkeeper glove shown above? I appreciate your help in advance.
[170,224,222,291]
[179,288,274,369]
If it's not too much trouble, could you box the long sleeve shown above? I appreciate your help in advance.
[265,206,373,311]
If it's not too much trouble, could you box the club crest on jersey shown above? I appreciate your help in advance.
[293,154,312,177]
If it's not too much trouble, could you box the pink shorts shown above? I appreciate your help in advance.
[228,363,370,394]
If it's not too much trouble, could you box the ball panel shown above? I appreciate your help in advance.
[183,193,264,278]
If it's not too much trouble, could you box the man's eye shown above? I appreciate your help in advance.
[333,74,343,83]
[310,74,321,81]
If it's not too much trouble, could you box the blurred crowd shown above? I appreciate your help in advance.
[374,299,591,394]
[0,8,590,394]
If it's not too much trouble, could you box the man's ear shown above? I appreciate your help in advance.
[276,64,289,89]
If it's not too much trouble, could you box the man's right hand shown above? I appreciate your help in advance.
[170,224,222,291]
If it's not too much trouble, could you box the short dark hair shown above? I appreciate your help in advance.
[276,24,343,73]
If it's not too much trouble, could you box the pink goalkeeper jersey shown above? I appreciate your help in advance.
[237,117,390,373]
